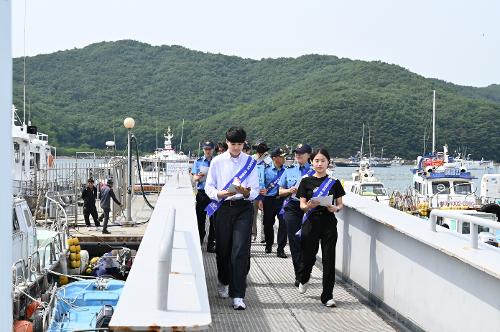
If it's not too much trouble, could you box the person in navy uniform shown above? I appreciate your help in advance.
[296,148,345,307]
[81,178,100,227]
[216,141,228,155]
[262,147,288,257]
[205,127,259,310]
[278,143,313,286]
[191,141,216,252]
[251,139,273,242]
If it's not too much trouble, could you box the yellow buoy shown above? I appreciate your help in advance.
[59,275,69,285]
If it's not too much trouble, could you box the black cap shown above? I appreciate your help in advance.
[243,141,251,151]
[252,139,270,152]
[202,141,215,149]
[270,147,287,158]
[107,179,114,185]
[293,143,312,154]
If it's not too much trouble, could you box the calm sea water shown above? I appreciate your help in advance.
[332,165,500,194]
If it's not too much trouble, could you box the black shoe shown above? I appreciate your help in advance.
[294,280,300,287]
[207,244,216,253]
[102,229,111,234]
[277,251,287,258]
[260,239,266,244]
[265,247,272,254]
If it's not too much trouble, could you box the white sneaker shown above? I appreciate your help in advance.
[232,297,246,310]
[324,299,336,307]
[298,282,308,294]
[217,282,229,299]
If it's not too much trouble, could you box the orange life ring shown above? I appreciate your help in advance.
[432,159,443,166]
[47,154,54,168]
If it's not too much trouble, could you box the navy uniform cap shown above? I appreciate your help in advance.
[203,141,215,149]
[270,147,287,158]
[293,143,312,154]
[252,139,269,151]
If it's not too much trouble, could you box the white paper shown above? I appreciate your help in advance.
[199,166,209,175]
[227,183,238,193]
[310,195,334,207]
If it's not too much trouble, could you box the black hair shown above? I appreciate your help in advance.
[225,126,246,143]
[87,178,94,183]
[216,142,228,153]
[310,148,330,164]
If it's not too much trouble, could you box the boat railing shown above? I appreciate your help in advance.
[41,239,57,270]
[44,193,69,229]
[430,210,500,249]
[28,251,41,280]
[12,259,27,287]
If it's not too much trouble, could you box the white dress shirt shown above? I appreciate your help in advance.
[205,151,260,202]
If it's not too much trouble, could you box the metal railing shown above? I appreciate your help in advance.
[429,209,500,249]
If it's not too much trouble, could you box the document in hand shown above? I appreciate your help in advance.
[310,195,334,207]
[227,178,242,193]
[199,166,209,180]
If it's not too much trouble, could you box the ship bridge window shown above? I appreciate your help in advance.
[13,208,20,231]
[23,208,32,227]
[461,222,489,235]
[141,161,155,172]
[361,184,387,196]
[454,182,472,195]
[13,142,20,163]
[432,181,450,194]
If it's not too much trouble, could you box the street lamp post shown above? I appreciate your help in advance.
[123,117,135,225]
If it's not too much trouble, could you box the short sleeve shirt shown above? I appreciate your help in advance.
[296,175,346,215]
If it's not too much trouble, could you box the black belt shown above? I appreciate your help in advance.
[221,199,250,207]
[263,195,283,200]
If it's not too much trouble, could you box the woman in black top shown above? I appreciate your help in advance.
[296,148,345,307]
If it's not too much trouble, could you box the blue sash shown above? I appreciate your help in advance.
[279,168,315,215]
[295,177,336,237]
[256,167,285,201]
[204,156,257,217]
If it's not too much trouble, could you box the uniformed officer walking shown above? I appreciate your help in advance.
[251,139,272,242]
[205,127,259,310]
[278,143,313,286]
[191,141,216,252]
[262,147,288,257]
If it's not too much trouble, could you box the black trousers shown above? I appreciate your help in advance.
[215,200,252,299]
[284,200,305,279]
[195,190,215,246]
[297,211,338,304]
[83,205,100,227]
[263,196,287,252]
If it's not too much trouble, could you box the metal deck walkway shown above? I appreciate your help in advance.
[203,242,401,332]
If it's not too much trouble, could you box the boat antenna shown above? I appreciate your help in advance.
[368,123,372,160]
[179,119,185,152]
[155,120,158,150]
[432,90,436,153]
[22,0,27,125]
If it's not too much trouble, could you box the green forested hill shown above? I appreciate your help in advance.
[13,40,500,160]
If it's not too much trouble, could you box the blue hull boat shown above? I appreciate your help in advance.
[47,279,125,331]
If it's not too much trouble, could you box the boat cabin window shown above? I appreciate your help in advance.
[141,161,155,172]
[360,184,387,196]
[29,152,41,170]
[14,142,20,163]
[454,182,472,195]
[23,208,32,227]
[432,181,450,194]
[414,182,422,193]
[13,208,20,231]
[461,222,489,235]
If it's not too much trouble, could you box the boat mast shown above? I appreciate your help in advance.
[1,0,13,329]
[179,119,184,152]
[432,90,436,153]
[360,123,364,158]
[23,0,27,125]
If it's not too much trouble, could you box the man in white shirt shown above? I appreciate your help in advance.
[205,127,259,310]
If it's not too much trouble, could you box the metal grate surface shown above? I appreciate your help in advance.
[203,239,401,332]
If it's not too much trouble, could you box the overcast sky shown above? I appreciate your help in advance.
[11,0,500,87]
